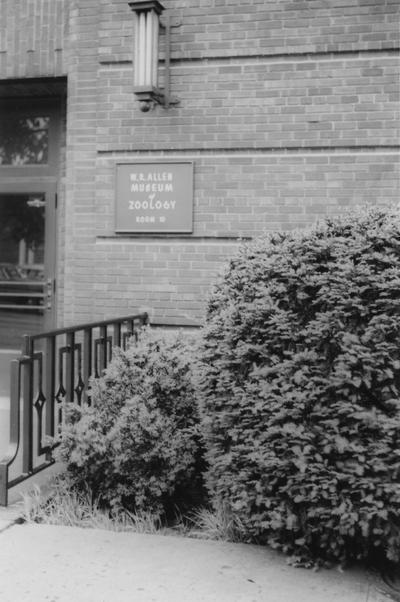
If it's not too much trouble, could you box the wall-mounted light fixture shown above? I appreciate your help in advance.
[129,0,179,112]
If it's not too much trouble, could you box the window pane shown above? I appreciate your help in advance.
[0,116,49,165]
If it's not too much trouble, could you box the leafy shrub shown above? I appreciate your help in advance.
[198,206,400,567]
[56,327,205,518]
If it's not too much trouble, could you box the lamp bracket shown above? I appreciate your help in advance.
[133,86,179,111]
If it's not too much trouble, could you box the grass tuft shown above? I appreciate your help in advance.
[22,478,164,534]
[186,504,247,543]
[21,477,247,544]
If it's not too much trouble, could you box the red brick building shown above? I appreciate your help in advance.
[0,0,399,346]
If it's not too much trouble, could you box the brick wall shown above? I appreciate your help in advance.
[99,0,400,62]
[84,0,399,325]
[97,56,399,151]
[96,153,400,238]
[1,0,399,326]
[92,238,239,324]
[0,0,68,78]
[63,0,100,324]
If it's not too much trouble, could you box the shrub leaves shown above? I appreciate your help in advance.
[198,206,400,567]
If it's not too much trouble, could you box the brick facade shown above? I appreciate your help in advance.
[0,0,67,78]
[1,0,399,326]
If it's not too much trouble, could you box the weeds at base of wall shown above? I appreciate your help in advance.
[21,479,164,534]
[186,505,248,543]
[20,476,247,544]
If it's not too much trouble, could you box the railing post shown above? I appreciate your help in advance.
[22,336,34,475]
[83,328,92,405]
[128,319,134,340]
[113,322,121,348]
[65,332,75,404]
[45,335,56,459]
[0,359,22,506]
[99,325,107,373]
[0,465,8,506]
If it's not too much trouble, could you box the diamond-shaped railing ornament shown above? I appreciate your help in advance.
[74,376,85,404]
[34,390,46,414]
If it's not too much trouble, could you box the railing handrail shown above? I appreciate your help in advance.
[25,312,149,342]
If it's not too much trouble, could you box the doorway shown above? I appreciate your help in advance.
[0,96,60,399]
[0,184,57,350]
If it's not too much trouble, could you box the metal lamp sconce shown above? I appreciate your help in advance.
[129,0,179,112]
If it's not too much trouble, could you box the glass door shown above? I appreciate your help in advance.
[0,183,56,404]
[0,98,59,358]
[0,188,56,348]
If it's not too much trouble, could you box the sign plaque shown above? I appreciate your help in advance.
[115,162,194,233]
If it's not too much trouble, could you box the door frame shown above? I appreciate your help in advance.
[0,182,57,331]
[0,96,61,333]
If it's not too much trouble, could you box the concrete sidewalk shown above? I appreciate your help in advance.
[0,519,392,602]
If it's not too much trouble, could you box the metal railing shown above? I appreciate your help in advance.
[0,312,149,506]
